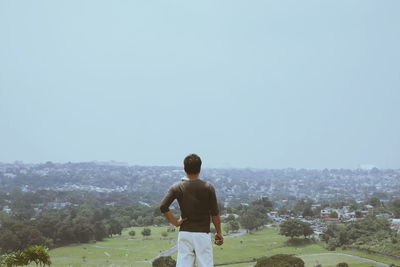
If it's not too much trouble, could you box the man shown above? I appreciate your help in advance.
[160,154,223,267]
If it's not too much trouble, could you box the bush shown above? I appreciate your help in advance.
[141,228,151,237]
[0,246,51,267]
[152,256,176,267]
[129,230,136,237]
[327,238,338,251]
[254,254,304,267]
[337,263,349,267]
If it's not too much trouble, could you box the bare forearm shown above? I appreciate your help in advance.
[163,211,187,227]
[163,211,179,226]
[212,215,222,234]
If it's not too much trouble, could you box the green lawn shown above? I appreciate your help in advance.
[45,261,151,267]
[47,226,400,267]
[335,249,400,266]
[215,227,400,266]
[213,228,327,264]
[222,254,386,267]
[301,254,381,267]
[49,226,175,266]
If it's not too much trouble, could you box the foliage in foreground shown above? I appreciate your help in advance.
[152,256,176,267]
[0,245,51,267]
[254,254,304,267]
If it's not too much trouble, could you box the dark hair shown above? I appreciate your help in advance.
[184,154,202,175]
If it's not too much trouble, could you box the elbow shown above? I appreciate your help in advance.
[210,209,219,217]
[160,205,169,214]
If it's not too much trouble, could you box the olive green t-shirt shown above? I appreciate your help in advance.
[159,179,219,233]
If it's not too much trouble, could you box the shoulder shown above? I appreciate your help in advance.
[167,182,182,193]
[164,182,182,198]
[202,180,215,191]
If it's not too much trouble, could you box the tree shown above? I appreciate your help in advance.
[302,206,314,218]
[279,219,305,239]
[330,210,339,218]
[255,254,304,267]
[301,221,314,238]
[22,246,51,266]
[117,216,132,228]
[226,220,240,233]
[56,222,76,244]
[36,216,59,241]
[108,219,123,236]
[0,229,20,253]
[225,214,236,222]
[152,256,176,267]
[0,251,28,267]
[251,197,273,213]
[223,223,231,234]
[294,199,308,216]
[368,197,381,208]
[141,228,151,237]
[391,199,400,218]
[73,223,94,243]
[16,225,47,250]
[129,230,136,237]
[93,222,108,241]
[239,215,258,232]
[154,216,165,226]
[239,205,268,232]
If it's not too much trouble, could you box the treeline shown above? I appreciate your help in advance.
[322,215,399,254]
[0,199,169,254]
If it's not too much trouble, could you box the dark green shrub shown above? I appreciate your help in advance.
[254,254,304,267]
[152,256,176,267]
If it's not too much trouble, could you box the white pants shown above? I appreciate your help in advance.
[176,231,213,267]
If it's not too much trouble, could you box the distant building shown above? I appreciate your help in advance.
[48,202,71,209]
[2,206,11,213]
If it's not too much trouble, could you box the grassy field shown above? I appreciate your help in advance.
[214,228,327,264]
[49,226,176,267]
[47,226,400,267]
[301,254,381,267]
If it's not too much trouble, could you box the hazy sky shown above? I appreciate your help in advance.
[1,1,399,169]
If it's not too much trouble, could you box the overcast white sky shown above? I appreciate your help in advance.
[1,1,399,169]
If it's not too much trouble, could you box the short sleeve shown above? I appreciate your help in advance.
[160,186,176,213]
[209,184,219,216]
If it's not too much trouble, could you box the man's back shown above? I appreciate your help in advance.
[160,179,219,233]
[159,154,223,267]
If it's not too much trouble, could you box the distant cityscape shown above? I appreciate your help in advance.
[1,161,400,265]
[1,161,399,207]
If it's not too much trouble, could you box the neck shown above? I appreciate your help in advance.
[186,173,199,180]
